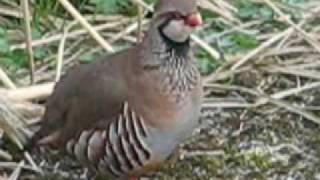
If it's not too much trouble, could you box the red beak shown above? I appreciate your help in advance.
[185,13,203,27]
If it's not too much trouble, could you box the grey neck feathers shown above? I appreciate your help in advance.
[142,26,200,102]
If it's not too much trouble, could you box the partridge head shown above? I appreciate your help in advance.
[152,0,202,43]
[31,0,203,179]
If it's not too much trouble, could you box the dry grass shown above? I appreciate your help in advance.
[0,0,320,179]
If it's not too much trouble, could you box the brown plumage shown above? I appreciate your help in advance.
[32,0,203,179]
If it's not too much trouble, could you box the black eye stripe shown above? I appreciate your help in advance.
[158,12,185,31]
[158,11,185,21]
[170,12,185,20]
[172,13,181,18]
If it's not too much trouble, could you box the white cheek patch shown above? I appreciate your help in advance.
[162,20,192,43]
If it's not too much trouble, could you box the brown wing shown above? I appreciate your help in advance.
[32,50,133,148]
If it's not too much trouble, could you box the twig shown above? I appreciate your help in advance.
[0,162,39,172]
[137,4,143,42]
[55,28,67,82]
[191,34,221,59]
[264,46,315,56]
[231,6,319,70]
[109,20,149,43]
[58,0,114,52]
[131,0,153,11]
[0,5,22,18]
[183,150,225,157]
[269,98,320,125]
[0,97,31,147]
[204,83,261,96]
[0,149,12,161]
[24,152,43,174]
[264,66,320,80]
[1,82,54,101]
[271,82,320,99]
[204,83,320,125]
[202,102,254,109]
[21,0,35,84]
[205,20,262,43]
[8,161,24,180]
[129,0,145,43]
[198,0,238,23]
[10,20,127,50]
[203,66,251,84]
[0,68,16,89]
[214,0,238,13]
[231,29,290,70]
[262,0,320,53]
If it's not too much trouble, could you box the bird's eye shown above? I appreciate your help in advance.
[170,12,184,20]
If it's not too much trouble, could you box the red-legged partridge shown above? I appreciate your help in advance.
[32,0,203,179]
